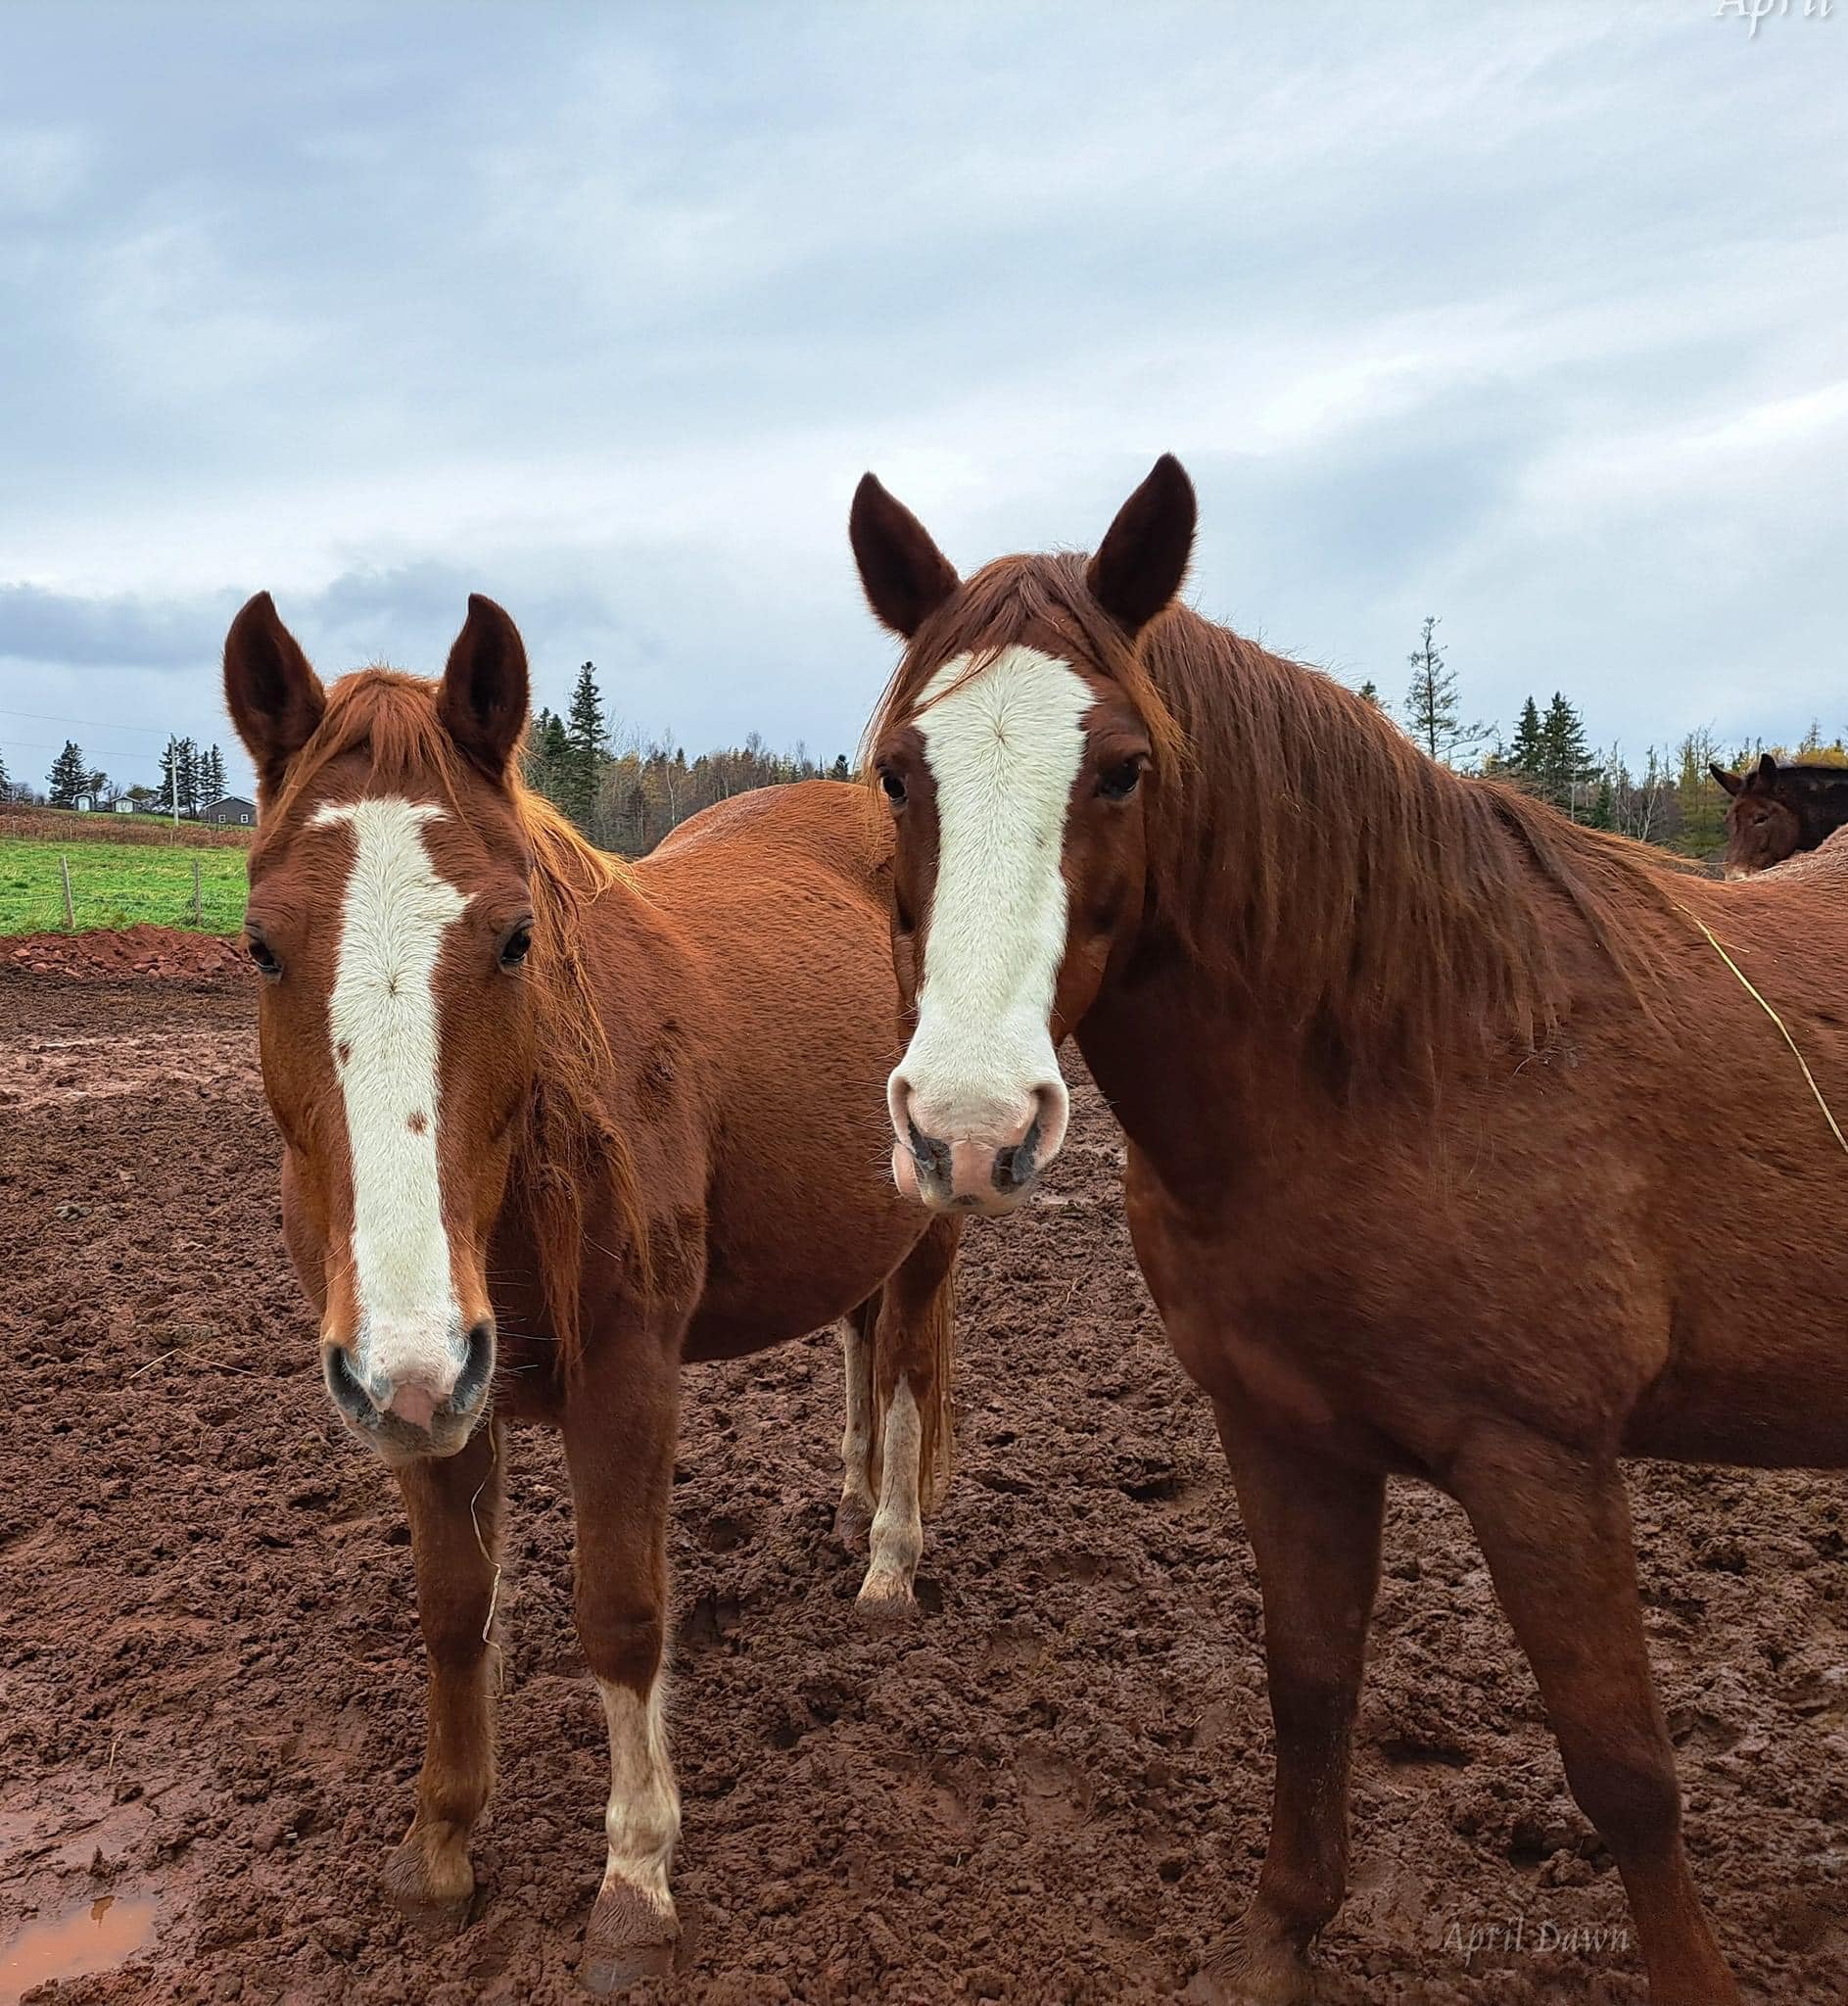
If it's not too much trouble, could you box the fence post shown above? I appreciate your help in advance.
[60,854,75,930]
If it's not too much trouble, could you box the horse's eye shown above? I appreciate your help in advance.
[1097,759,1144,801]
[879,769,907,806]
[499,923,533,969]
[246,933,280,978]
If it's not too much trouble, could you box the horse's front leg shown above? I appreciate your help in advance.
[1191,1399,1384,2006]
[859,1215,959,1612]
[381,1414,505,1935]
[563,1332,683,1994]
[1455,1426,1738,2005]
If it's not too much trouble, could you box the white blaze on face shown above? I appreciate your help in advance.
[893,645,1092,1150]
[313,797,469,1408]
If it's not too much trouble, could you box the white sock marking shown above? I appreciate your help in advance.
[894,646,1091,1144]
[598,1675,680,1911]
[862,1377,924,1601]
[313,797,469,1401]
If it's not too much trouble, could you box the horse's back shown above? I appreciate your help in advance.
[645,780,889,910]
[632,781,920,1357]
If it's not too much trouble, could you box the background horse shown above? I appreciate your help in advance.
[223,593,958,1990]
[849,458,1848,2006]
[1712,751,1848,877]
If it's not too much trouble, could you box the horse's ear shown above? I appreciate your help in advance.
[223,593,326,797]
[438,595,530,781]
[1757,751,1778,784]
[1711,763,1743,796]
[850,474,959,639]
[1087,454,1197,638]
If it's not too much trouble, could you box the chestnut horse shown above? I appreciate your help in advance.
[1712,751,1848,878]
[224,594,959,1989]
[850,457,1848,2006]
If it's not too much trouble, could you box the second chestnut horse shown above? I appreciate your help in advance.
[851,456,1848,2006]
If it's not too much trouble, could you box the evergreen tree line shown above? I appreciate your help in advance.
[523,661,851,857]
[19,736,229,813]
[8,632,1837,866]
[1374,615,1847,858]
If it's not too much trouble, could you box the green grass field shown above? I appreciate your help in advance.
[0,835,248,935]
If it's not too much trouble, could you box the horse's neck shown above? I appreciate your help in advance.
[1104,621,1614,1195]
[1075,964,1280,1200]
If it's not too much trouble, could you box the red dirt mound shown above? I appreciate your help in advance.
[4,925,249,984]
[1,980,1844,2003]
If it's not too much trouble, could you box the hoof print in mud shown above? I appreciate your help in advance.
[581,1885,680,1996]
[1182,1931,1311,2006]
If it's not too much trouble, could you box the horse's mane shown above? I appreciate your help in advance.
[871,553,1688,1086]
[1759,763,1848,787]
[273,670,650,1355]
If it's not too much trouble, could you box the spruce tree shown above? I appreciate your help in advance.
[175,739,201,816]
[1505,696,1544,789]
[1538,693,1596,815]
[1400,617,1486,767]
[1357,681,1385,710]
[561,662,609,827]
[48,740,88,808]
[829,753,851,781]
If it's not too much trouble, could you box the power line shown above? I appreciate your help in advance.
[0,706,177,736]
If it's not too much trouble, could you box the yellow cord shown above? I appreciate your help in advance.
[1675,902,1848,1158]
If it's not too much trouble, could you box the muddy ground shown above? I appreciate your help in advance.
[3,965,1847,2005]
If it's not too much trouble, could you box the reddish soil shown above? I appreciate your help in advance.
[2,972,1846,2004]
[5,927,248,984]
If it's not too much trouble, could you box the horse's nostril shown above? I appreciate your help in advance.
[324,1343,378,1422]
[992,1114,1042,1192]
[451,1319,496,1414]
[907,1119,952,1185]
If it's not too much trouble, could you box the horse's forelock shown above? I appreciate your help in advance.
[864,551,1187,785]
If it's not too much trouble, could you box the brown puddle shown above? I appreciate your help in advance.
[0,1895,157,2004]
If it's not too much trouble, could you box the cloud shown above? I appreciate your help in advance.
[0,582,240,669]
[0,0,1842,795]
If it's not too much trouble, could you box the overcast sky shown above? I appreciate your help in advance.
[1,0,1842,796]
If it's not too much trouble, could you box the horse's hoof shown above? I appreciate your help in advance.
[380,1837,474,1940]
[581,1880,679,1996]
[833,1494,874,1550]
[854,1575,919,1623]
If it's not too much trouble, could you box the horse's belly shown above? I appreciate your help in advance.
[682,1202,920,1362]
